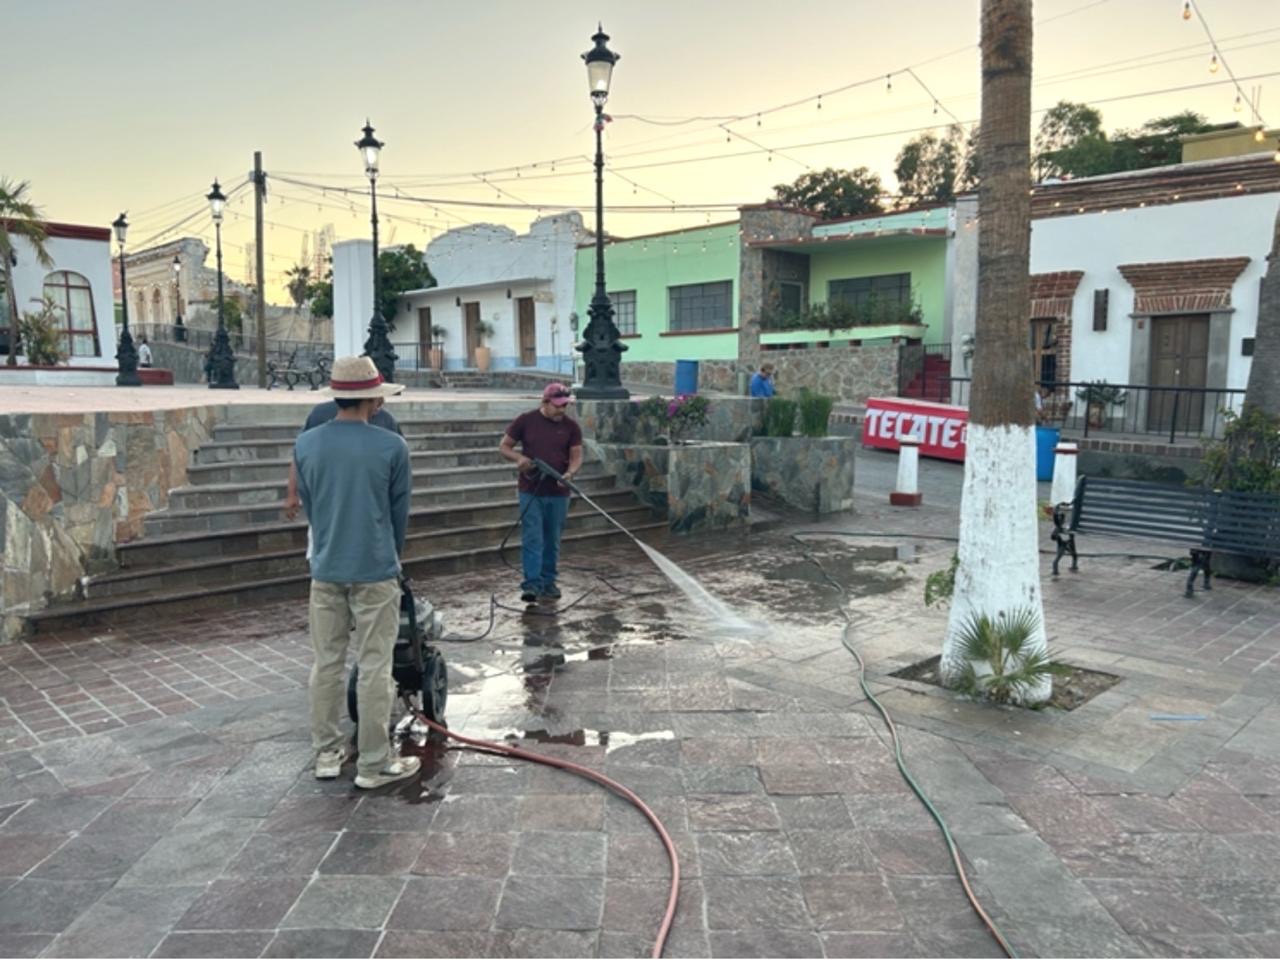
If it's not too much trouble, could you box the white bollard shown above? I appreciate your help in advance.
[890,436,923,507]
[1050,441,1079,507]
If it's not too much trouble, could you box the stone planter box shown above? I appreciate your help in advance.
[577,398,764,445]
[750,435,855,514]
[593,441,750,533]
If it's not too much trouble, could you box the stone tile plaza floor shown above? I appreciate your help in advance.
[2,460,1280,958]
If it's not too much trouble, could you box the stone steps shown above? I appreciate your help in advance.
[119,488,640,567]
[25,518,664,636]
[22,413,660,637]
[162,468,618,514]
[85,503,655,601]
[210,418,512,443]
[196,431,508,464]
[184,455,574,488]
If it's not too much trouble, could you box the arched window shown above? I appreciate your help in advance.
[151,288,163,324]
[42,271,100,357]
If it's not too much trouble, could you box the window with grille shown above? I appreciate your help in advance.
[610,290,637,335]
[42,271,101,357]
[668,281,732,332]
[779,281,804,315]
[828,272,911,312]
[1030,317,1058,384]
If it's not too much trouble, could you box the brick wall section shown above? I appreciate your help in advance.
[1030,271,1084,385]
[1030,154,1280,219]
[1118,257,1251,314]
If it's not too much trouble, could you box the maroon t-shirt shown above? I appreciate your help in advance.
[506,409,583,496]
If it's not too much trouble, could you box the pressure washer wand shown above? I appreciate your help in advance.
[532,457,645,547]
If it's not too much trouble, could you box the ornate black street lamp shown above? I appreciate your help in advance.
[357,120,397,383]
[112,213,141,386]
[171,253,186,342]
[575,25,628,400]
[204,179,239,389]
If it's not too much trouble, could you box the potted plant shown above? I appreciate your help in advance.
[18,297,69,366]
[474,320,495,372]
[429,323,447,370]
[1075,380,1127,429]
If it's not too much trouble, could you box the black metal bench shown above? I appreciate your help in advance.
[1051,476,1280,597]
[267,351,330,391]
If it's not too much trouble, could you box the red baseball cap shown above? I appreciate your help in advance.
[542,382,573,406]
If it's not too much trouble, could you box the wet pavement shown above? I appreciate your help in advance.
[2,456,1280,957]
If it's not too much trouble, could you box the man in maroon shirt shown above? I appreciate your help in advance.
[499,383,584,602]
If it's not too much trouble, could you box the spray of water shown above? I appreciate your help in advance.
[636,541,757,634]
[567,479,757,634]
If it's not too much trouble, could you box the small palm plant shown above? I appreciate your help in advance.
[0,178,54,366]
[954,607,1057,705]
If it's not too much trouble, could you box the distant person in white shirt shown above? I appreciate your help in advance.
[137,337,153,368]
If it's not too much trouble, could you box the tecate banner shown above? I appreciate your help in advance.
[862,397,969,462]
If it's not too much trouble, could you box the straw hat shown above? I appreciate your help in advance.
[325,356,405,399]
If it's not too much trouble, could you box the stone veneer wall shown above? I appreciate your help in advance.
[622,344,899,407]
[0,407,218,641]
[759,343,900,404]
[750,436,856,514]
[149,341,263,387]
[592,441,750,533]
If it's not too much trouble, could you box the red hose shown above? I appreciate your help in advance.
[413,712,680,959]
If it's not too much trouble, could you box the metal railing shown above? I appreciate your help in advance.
[933,377,1244,443]
[132,323,330,365]
[390,340,446,371]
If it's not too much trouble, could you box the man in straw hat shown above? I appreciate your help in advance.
[293,356,419,789]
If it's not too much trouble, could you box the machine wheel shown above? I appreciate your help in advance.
[421,650,448,724]
[346,665,360,724]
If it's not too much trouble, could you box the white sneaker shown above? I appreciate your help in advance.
[355,756,421,789]
[314,747,348,780]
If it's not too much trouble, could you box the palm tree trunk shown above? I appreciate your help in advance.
[941,0,1050,703]
[1244,205,1280,417]
[4,259,19,367]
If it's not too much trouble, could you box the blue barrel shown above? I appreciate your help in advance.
[674,359,699,396]
[1035,426,1060,482]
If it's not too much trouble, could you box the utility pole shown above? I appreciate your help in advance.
[253,151,268,388]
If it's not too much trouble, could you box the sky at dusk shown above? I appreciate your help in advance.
[4,0,1277,301]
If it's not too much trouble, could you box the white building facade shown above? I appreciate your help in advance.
[2,221,117,366]
[951,153,1280,429]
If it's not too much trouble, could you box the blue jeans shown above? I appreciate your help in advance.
[518,492,569,592]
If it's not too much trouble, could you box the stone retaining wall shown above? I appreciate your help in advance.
[0,406,218,641]
[577,398,763,445]
[149,341,263,387]
[593,441,750,533]
[621,361,741,394]
[750,436,856,513]
[759,343,899,405]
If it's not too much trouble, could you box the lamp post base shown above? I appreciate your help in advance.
[205,327,240,390]
[574,383,630,400]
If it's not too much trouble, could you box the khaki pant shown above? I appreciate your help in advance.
[308,577,400,779]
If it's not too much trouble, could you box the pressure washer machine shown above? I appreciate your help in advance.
[346,576,448,727]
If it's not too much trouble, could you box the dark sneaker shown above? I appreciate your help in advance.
[541,583,562,599]
[520,587,539,603]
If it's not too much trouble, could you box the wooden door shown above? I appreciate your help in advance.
[463,302,480,367]
[1148,314,1209,433]
[416,307,432,369]
[517,297,536,367]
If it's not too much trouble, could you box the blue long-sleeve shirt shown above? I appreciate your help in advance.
[294,420,412,583]
[749,372,776,398]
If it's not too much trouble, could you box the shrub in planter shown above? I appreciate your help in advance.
[474,320,495,371]
[762,398,797,437]
[797,387,834,437]
[18,296,68,366]
[1192,406,1280,581]
[636,393,711,444]
[1075,380,1127,428]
